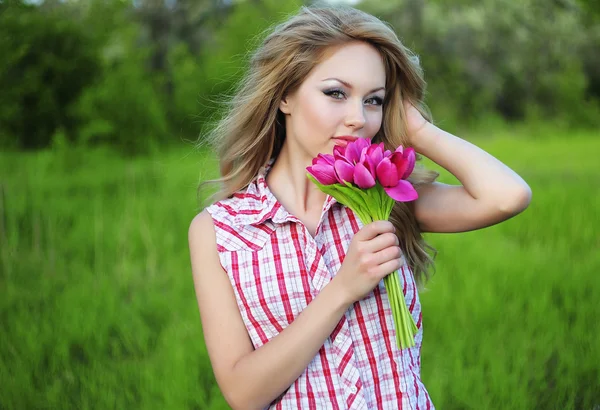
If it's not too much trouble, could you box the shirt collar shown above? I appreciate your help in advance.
[235,160,338,227]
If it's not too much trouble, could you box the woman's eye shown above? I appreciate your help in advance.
[366,96,384,106]
[323,89,346,99]
[323,89,383,105]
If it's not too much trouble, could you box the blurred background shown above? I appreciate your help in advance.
[0,0,599,408]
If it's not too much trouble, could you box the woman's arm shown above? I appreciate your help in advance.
[405,105,532,233]
[188,211,353,410]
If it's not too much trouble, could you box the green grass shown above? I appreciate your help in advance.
[1,127,599,409]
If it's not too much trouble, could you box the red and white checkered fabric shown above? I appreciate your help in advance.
[205,163,435,410]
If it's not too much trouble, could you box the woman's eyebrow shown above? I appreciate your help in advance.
[322,77,385,93]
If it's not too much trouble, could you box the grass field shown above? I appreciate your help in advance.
[1,126,599,409]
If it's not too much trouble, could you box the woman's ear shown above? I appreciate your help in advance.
[279,95,292,114]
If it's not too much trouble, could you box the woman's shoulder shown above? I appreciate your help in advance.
[188,209,218,254]
[204,189,263,224]
[189,207,240,254]
[197,191,276,253]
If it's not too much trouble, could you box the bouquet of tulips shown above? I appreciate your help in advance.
[306,137,418,349]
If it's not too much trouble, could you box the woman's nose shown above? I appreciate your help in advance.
[344,101,366,129]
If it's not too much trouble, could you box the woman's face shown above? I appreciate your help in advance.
[279,41,387,163]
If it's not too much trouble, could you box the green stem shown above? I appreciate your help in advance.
[390,273,404,348]
[307,175,418,349]
[393,270,417,349]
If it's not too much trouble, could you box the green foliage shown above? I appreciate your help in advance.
[72,22,168,155]
[576,0,600,22]
[361,0,600,130]
[167,43,207,138]
[0,1,101,149]
[0,130,598,408]
[0,0,598,153]
[195,0,305,125]
[419,131,600,409]
[200,0,304,92]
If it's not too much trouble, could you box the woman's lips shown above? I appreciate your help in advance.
[332,136,358,147]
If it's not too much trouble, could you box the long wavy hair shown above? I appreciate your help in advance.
[199,5,439,288]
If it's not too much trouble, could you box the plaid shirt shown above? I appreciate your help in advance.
[205,163,435,410]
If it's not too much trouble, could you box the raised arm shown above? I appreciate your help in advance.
[188,211,401,409]
[404,104,532,233]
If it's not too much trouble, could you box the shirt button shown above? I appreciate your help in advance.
[350,386,357,394]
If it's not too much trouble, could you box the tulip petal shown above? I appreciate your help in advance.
[333,147,354,171]
[366,144,384,166]
[359,149,375,175]
[344,142,361,164]
[354,162,376,189]
[345,138,371,164]
[376,157,399,187]
[334,160,355,184]
[390,152,409,180]
[307,163,338,185]
[384,180,418,202]
[401,148,416,179]
[356,137,371,151]
[333,145,346,158]
[318,153,335,166]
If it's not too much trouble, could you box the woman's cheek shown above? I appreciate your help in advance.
[309,106,335,143]
[308,100,333,127]
[367,111,383,135]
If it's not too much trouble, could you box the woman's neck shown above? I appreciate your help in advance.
[266,146,327,230]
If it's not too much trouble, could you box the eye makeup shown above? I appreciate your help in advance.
[322,88,384,105]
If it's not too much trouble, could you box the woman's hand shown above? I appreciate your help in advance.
[403,101,429,143]
[332,220,403,304]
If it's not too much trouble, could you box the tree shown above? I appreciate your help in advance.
[0,1,101,149]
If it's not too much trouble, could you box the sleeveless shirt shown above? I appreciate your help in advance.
[205,162,435,410]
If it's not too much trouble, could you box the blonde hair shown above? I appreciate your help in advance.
[199,5,439,288]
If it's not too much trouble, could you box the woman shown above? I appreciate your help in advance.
[188,5,531,409]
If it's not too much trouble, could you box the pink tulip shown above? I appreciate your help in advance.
[383,179,418,201]
[375,157,399,187]
[314,153,335,166]
[354,162,376,188]
[306,154,337,185]
[375,146,418,201]
[389,146,416,180]
[344,138,371,164]
[320,138,417,200]
[403,148,416,179]
[332,138,370,185]
[366,142,385,165]
[333,144,345,158]
[334,159,355,184]
[354,150,377,189]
